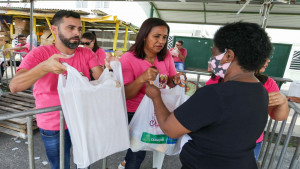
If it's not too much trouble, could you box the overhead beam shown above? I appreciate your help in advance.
[156,8,300,16]
[149,2,161,18]
[165,20,300,30]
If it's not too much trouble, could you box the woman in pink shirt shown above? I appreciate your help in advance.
[206,58,289,160]
[119,18,182,169]
[81,32,106,66]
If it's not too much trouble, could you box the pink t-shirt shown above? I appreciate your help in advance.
[256,77,279,143]
[120,51,177,112]
[18,45,99,130]
[205,76,221,85]
[205,76,279,143]
[170,48,187,63]
[95,48,106,66]
[15,43,34,58]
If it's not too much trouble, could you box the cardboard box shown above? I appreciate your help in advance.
[0,31,10,38]
[14,28,29,36]
[40,30,54,46]
[0,31,10,44]
[14,18,30,31]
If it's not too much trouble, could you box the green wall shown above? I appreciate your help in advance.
[173,36,292,78]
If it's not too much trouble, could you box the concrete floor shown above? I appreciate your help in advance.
[0,131,182,169]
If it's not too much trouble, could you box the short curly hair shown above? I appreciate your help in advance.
[213,22,272,71]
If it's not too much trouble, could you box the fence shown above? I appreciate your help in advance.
[257,102,300,169]
[0,102,299,168]
[0,51,26,87]
[0,106,107,169]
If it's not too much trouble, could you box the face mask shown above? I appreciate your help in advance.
[209,50,231,78]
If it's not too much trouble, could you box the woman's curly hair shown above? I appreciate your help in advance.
[213,22,272,72]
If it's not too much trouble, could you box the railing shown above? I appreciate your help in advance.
[0,51,27,87]
[177,69,293,89]
[177,69,211,87]
[0,102,299,168]
[257,102,300,169]
[0,106,107,169]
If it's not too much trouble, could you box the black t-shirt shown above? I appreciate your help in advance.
[174,81,269,169]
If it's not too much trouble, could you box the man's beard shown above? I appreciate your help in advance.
[58,30,80,49]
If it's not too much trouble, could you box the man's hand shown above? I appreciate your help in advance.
[41,54,69,74]
[145,84,161,100]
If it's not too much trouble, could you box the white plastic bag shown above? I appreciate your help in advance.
[129,75,189,155]
[57,61,130,168]
[170,47,179,57]
[288,81,300,97]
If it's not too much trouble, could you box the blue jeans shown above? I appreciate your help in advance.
[124,112,146,169]
[174,62,184,71]
[40,129,72,169]
[254,141,262,160]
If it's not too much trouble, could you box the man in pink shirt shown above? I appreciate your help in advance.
[1,34,35,77]
[10,10,104,169]
[3,34,34,58]
[170,40,187,71]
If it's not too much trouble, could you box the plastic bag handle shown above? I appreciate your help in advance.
[62,62,92,87]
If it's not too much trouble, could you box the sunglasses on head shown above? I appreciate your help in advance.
[80,41,92,45]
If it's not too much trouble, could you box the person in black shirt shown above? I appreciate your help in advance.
[145,22,272,169]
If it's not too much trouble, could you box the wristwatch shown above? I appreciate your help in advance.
[109,69,113,72]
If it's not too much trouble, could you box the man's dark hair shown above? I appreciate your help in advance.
[177,40,184,45]
[81,32,99,53]
[17,34,26,39]
[51,10,81,26]
[213,22,272,71]
[129,18,170,61]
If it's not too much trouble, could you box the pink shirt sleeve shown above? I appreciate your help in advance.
[263,77,279,93]
[95,48,106,65]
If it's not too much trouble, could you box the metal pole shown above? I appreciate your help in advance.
[113,22,119,51]
[275,112,298,169]
[196,75,200,87]
[149,3,154,18]
[102,157,107,169]
[3,54,8,86]
[0,106,62,121]
[9,52,14,77]
[289,138,300,169]
[27,116,35,169]
[258,118,273,165]
[13,53,17,73]
[29,0,34,51]
[261,1,272,29]
[267,120,287,169]
[262,120,278,168]
[60,111,65,169]
[123,26,128,50]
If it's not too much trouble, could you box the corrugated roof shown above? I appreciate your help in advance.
[0,5,101,15]
[149,0,300,30]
